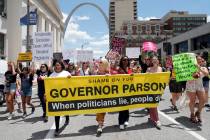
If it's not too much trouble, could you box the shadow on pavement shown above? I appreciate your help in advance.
[28,122,69,140]
[175,116,202,131]
[27,129,49,140]
[0,115,22,121]
[54,121,156,138]
[160,108,180,115]
[10,116,43,124]
[129,109,148,117]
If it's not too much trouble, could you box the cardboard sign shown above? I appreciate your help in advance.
[18,52,32,62]
[111,37,125,54]
[126,47,141,58]
[172,53,198,82]
[32,32,53,62]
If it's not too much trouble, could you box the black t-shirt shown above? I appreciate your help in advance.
[36,70,51,94]
[4,71,17,83]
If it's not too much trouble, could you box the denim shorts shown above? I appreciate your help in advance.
[21,88,32,97]
[203,80,209,91]
[4,83,16,93]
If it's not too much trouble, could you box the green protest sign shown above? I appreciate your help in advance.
[172,53,198,82]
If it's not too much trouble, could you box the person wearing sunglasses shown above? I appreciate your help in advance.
[117,56,132,130]
[36,64,51,122]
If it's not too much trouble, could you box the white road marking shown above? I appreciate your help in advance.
[159,110,207,140]
[44,117,63,140]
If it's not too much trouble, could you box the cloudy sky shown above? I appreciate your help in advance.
[59,0,210,59]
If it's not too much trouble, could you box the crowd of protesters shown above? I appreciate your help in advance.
[1,51,209,136]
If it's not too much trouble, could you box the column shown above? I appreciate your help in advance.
[7,0,22,61]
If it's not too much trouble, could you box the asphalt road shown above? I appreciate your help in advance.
[0,86,210,140]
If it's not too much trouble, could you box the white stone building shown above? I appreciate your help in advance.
[0,0,63,62]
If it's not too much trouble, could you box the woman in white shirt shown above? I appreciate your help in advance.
[50,60,71,136]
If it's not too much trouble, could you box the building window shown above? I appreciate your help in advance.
[0,0,6,17]
[146,24,150,31]
[0,33,4,57]
[156,24,160,31]
[174,41,188,54]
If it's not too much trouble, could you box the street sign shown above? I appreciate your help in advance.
[20,8,37,25]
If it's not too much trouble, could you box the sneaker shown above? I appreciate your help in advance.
[155,121,161,130]
[124,121,129,127]
[54,131,59,137]
[8,113,14,120]
[119,125,125,130]
[171,106,179,112]
[97,125,103,133]
[31,106,35,114]
[23,112,27,118]
[43,116,48,123]
[205,104,210,108]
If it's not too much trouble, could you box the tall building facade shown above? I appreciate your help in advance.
[109,0,137,39]
[121,19,173,47]
[0,0,63,61]
[162,10,207,36]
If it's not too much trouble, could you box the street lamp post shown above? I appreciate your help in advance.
[26,0,30,52]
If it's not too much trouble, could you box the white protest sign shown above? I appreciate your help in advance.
[126,47,141,58]
[32,32,53,62]
[76,50,93,62]
[62,49,75,62]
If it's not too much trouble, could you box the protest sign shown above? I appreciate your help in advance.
[172,53,197,82]
[76,50,93,62]
[105,49,121,61]
[32,32,53,62]
[17,52,32,62]
[126,47,141,58]
[111,37,125,54]
[45,72,170,116]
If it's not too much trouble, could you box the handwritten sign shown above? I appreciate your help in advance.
[32,32,53,62]
[111,37,125,54]
[172,53,197,82]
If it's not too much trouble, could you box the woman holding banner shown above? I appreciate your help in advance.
[118,56,132,130]
[186,55,209,123]
[146,56,162,129]
[50,60,71,136]
[36,64,51,122]
[95,58,110,134]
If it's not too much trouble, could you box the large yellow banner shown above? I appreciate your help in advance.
[45,72,170,116]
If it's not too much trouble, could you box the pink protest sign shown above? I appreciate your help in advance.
[142,42,158,52]
[111,37,125,54]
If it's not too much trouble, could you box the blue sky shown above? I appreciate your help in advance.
[59,0,210,58]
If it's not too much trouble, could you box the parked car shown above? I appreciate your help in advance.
[0,60,7,106]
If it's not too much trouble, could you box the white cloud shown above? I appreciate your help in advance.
[62,13,90,22]
[138,16,159,21]
[208,15,210,22]
[63,12,93,43]
[76,16,90,21]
